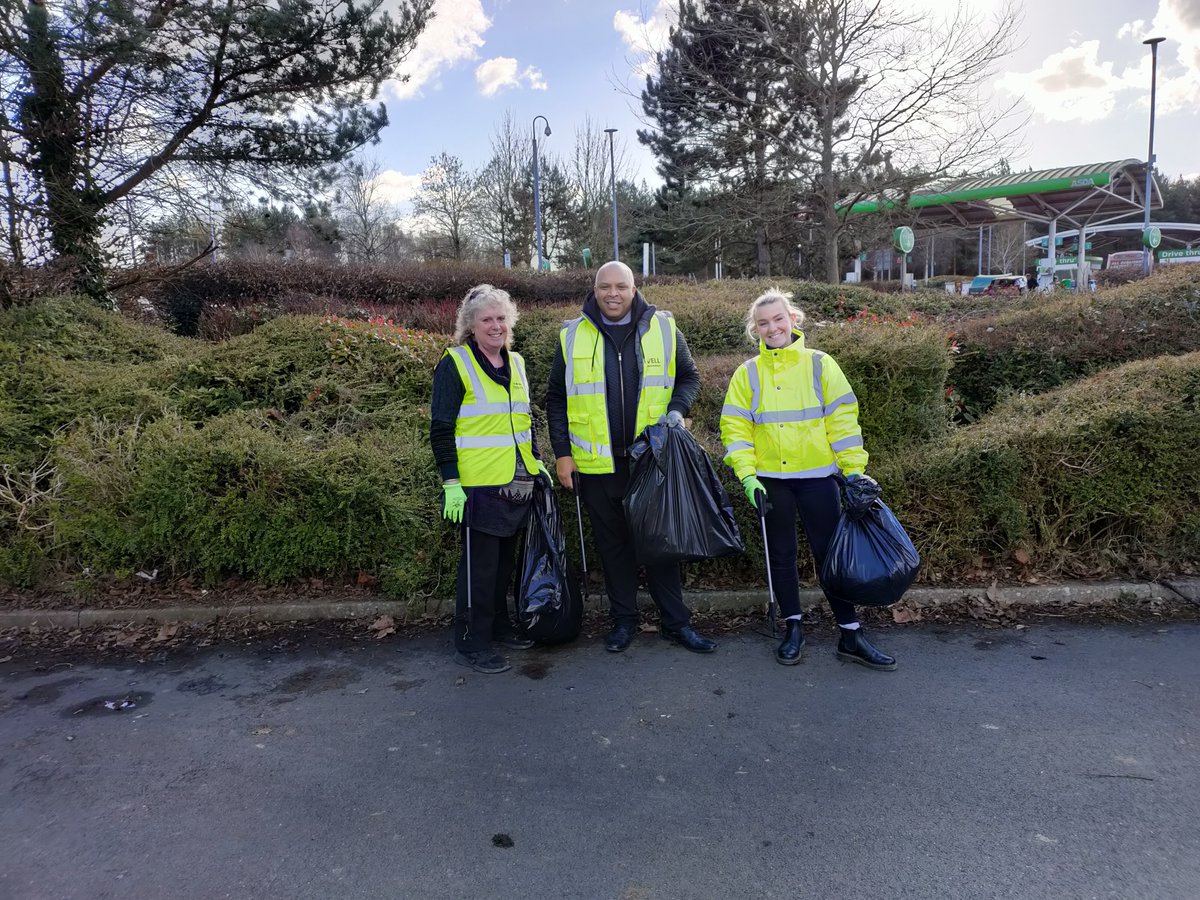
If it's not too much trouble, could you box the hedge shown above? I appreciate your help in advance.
[881,351,1200,579]
[3,289,1196,598]
[950,266,1200,415]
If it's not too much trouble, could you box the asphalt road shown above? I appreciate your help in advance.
[1,622,1198,900]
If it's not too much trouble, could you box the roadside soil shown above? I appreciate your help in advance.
[3,596,1196,669]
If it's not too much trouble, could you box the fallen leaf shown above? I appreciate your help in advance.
[356,572,378,587]
[638,623,658,633]
[891,606,921,624]
[985,579,999,602]
[370,615,395,639]
[1013,548,1031,566]
[153,624,179,642]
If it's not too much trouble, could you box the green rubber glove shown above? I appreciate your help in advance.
[442,483,467,524]
[741,475,766,510]
[532,459,553,488]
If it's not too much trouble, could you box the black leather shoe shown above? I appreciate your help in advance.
[660,625,717,654]
[776,620,805,665]
[605,622,637,653]
[836,628,896,671]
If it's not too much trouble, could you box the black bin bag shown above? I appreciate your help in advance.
[819,478,920,608]
[516,480,583,644]
[623,423,744,566]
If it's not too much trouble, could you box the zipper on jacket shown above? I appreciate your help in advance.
[616,350,627,449]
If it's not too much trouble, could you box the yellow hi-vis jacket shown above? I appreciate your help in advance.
[444,345,538,487]
[720,331,867,481]
[559,311,677,474]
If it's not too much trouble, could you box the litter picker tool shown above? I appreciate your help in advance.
[754,488,781,639]
[573,480,590,607]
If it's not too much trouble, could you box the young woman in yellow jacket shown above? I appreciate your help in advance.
[720,289,896,670]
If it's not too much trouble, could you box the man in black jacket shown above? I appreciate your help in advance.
[546,261,716,654]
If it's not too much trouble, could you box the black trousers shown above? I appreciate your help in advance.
[761,475,857,625]
[577,459,691,631]
[454,527,521,653]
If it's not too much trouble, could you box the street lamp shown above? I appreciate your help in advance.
[604,127,619,260]
[1142,37,1165,277]
[532,115,551,271]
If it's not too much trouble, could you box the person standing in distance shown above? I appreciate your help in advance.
[545,261,717,654]
[430,284,553,675]
[720,288,896,670]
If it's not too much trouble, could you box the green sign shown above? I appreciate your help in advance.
[893,226,915,254]
[1158,248,1200,261]
[1143,226,1162,249]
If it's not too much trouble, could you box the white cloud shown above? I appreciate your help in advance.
[474,57,548,97]
[1117,19,1146,40]
[386,0,491,100]
[373,169,422,207]
[995,41,1135,123]
[614,0,678,78]
[1000,1,1200,125]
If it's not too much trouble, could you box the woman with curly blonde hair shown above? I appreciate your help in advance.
[430,284,552,674]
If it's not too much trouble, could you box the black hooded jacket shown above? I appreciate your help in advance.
[545,290,700,463]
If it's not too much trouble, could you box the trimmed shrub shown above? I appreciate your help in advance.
[145,259,689,334]
[0,297,188,468]
[51,411,457,596]
[169,315,445,426]
[950,266,1200,414]
[883,351,1200,579]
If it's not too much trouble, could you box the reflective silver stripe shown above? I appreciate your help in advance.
[456,434,521,449]
[562,318,583,397]
[726,440,754,453]
[459,401,515,417]
[824,392,858,414]
[721,404,754,420]
[657,313,674,390]
[811,351,826,407]
[510,402,531,415]
[756,462,841,479]
[830,435,863,452]
[566,382,605,396]
[643,376,672,388]
[512,353,529,400]
[570,433,612,459]
[757,407,824,424]
[450,346,486,400]
[747,360,761,418]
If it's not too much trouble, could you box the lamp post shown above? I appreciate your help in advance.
[604,127,619,260]
[532,115,551,271]
[1142,37,1165,277]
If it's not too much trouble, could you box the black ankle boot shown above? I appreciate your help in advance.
[776,620,804,665]
[836,627,896,671]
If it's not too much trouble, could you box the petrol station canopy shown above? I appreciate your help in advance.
[844,159,1162,231]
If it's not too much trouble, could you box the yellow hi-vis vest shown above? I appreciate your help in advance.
[559,311,677,474]
[445,345,538,487]
[720,330,867,481]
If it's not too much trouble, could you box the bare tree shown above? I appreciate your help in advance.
[565,115,634,263]
[473,112,532,265]
[334,157,406,264]
[778,0,1025,281]
[412,151,478,261]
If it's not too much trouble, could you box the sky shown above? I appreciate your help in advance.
[366,0,1200,209]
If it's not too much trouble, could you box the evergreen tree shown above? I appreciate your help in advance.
[2,0,431,300]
